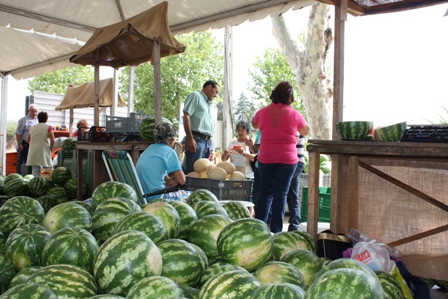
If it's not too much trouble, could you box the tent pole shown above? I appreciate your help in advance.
[69,109,74,138]
[153,41,162,125]
[94,63,100,126]
[128,66,135,115]
[0,75,8,176]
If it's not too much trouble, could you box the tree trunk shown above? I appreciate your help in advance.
[271,3,333,140]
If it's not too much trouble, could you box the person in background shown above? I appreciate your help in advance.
[15,104,39,174]
[252,81,310,233]
[221,120,256,179]
[182,80,220,174]
[73,119,89,139]
[26,111,55,177]
[136,123,190,202]
[286,134,307,231]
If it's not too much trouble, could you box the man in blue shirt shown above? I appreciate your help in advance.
[182,80,220,174]
[15,104,39,173]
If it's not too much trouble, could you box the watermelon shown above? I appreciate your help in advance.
[198,269,261,299]
[292,230,316,253]
[28,176,51,197]
[88,296,126,299]
[0,230,6,252]
[0,175,5,195]
[143,201,181,239]
[189,214,232,263]
[250,283,306,299]
[51,167,72,186]
[8,266,42,289]
[139,116,172,142]
[92,197,141,243]
[126,275,183,299]
[5,224,51,271]
[73,200,94,215]
[3,177,28,198]
[169,201,198,240]
[313,258,378,284]
[0,196,45,236]
[36,194,59,213]
[93,230,163,296]
[4,173,22,185]
[305,268,384,299]
[0,282,57,299]
[45,186,69,204]
[186,189,219,206]
[23,174,34,182]
[0,253,16,294]
[253,261,305,287]
[273,231,313,260]
[191,200,229,219]
[281,249,322,289]
[374,122,407,142]
[222,201,252,220]
[26,264,98,299]
[41,227,99,273]
[43,201,92,233]
[375,271,405,299]
[157,239,204,287]
[179,285,200,299]
[114,211,167,244]
[91,181,138,209]
[188,242,209,273]
[217,218,274,272]
[198,261,247,288]
[64,178,84,199]
[335,121,373,140]
[62,138,77,150]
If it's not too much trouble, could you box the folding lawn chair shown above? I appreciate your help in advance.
[102,150,187,205]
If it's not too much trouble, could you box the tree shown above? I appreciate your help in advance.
[247,47,306,119]
[28,65,94,94]
[233,92,259,124]
[271,3,333,139]
[119,31,224,124]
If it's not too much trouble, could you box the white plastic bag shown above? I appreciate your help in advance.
[351,240,394,272]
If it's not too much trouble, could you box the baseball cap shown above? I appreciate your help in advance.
[154,122,177,142]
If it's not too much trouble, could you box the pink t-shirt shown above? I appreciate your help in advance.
[253,103,307,164]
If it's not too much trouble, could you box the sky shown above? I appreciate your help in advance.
[5,3,448,127]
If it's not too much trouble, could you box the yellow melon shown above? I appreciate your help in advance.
[193,158,211,173]
[208,167,227,180]
[229,171,245,181]
[216,161,235,175]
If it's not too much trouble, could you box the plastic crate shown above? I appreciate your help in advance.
[301,187,331,223]
[78,126,114,142]
[186,177,253,201]
[106,113,151,133]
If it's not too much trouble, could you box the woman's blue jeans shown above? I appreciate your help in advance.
[255,161,297,233]
[286,162,306,231]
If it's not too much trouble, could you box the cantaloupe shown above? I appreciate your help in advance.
[216,161,235,175]
[187,171,201,178]
[194,158,211,173]
[205,164,216,175]
[229,171,245,181]
[208,167,227,180]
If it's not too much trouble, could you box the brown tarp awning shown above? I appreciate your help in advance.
[55,78,126,111]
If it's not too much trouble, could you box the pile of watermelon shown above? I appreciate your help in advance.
[0,177,413,298]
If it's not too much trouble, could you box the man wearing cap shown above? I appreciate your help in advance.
[136,122,190,201]
[182,80,220,174]
[15,104,39,174]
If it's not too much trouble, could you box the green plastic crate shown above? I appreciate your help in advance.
[301,187,331,223]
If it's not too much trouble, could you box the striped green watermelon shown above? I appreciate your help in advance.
[374,122,406,142]
[41,227,99,273]
[186,189,219,206]
[3,177,28,198]
[314,258,378,283]
[198,261,247,288]
[36,194,59,213]
[126,275,182,299]
[73,200,94,215]
[169,201,198,240]
[143,201,180,239]
[51,167,72,186]
[91,181,138,209]
[0,282,57,299]
[191,200,229,219]
[92,197,141,243]
[198,269,261,299]
[61,138,77,150]
[43,201,92,233]
[292,230,316,253]
[26,264,98,299]
[273,231,313,260]
[4,173,22,185]
[222,201,251,220]
[7,266,42,289]
[179,285,200,299]
[46,186,69,204]
[189,214,232,263]
[28,176,51,197]
[375,271,405,299]
[64,178,84,199]
[157,239,204,287]
[0,196,45,236]
[5,224,51,271]
[250,283,306,299]
[23,174,34,182]
[0,175,5,195]
[139,116,172,142]
[217,218,274,272]
[335,121,373,140]
[0,253,16,294]
[93,230,163,296]
[188,242,209,274]
[305,268,384,299]
[0,230,6,252]
[88,296,126,299]
[253,261,305,288]
[281,249,322,289]
[114,211,167,244]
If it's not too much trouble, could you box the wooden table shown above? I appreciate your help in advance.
[75,141,151,201]
[306,139,448,280]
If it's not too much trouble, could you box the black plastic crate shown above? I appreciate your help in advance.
[106,113,151,133]
[186,177,253,201]
[78,126,114,142]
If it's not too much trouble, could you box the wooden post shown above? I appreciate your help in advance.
[69,109,74,138]
[94,63,100,126]
[153,41,162,125]
[222,26,234,150]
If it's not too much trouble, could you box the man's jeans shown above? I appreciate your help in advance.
[287,162,306,231]
[182,135,211,174]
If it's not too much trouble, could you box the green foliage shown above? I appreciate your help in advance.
[425,105,448,124]
[6,120,17,138]
[248,48,307,119]
[28,65,94,94]
[233,92,260,124]
[119,31,224,124]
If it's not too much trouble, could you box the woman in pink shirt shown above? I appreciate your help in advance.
[252,81,310,233]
